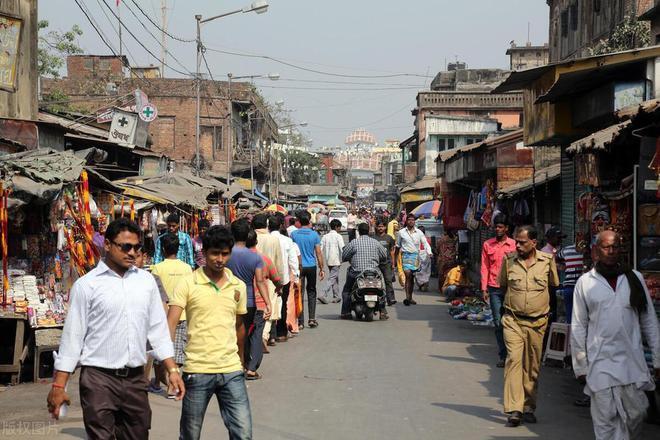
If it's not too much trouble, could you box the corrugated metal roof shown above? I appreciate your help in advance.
[498,163,561,196]
[400,176,438,193]
[566,120,631,154]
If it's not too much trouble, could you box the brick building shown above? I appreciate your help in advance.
[547,0,653,62]
[41,55,278,182]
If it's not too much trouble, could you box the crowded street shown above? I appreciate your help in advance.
[7,262,656,439]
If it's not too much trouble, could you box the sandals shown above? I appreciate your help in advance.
[246,371,261,380]
[409,299,417,305]
[308,320,318,328]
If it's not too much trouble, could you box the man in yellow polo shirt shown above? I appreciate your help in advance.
[167,226,250,440]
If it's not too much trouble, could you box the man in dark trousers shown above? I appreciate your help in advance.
[48,218,184,438]
[291,210,325,329]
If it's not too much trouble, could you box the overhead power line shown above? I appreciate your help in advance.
[205,47,433,79]
[255,85,423,91]
[253,77,427,87]
[99,0,190,76]
[127,0,196,43]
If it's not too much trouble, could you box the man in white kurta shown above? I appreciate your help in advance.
[571,231,660,440]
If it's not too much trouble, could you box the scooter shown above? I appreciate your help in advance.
[350,268,385,322]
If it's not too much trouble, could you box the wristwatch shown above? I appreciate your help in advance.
[168,367,181,374]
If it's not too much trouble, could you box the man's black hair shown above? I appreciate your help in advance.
[246,230,258,248]
[198,218,211,229]
[493,213,508,227]
[330,219,342,230]
[288,217,297,226]
[202,225,235,251]
[297,210,311,226]
[516,224,538,240]
[375,217,387,227]
[166,213,180,224]
[231,218,251,242]
[268,214,282,232]
[357,223,369,236]
[252,213,268,230]
[105,218,140,242]
[160,232,180,257]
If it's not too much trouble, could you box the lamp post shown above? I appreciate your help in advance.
[194,1,269,177]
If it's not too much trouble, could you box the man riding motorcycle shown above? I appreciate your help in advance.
[340,223,389,320]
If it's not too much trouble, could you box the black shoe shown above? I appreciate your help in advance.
[506,411,522,427]
[340,314,352,320]
[496,359,506,368]
[522,412,537,424]
[403,299,410,306]
[574,397,591,407]
[387,300,397,306]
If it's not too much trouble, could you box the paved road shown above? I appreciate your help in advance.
[3,264,660,439]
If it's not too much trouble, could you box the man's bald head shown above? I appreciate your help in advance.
[595,230,618,246]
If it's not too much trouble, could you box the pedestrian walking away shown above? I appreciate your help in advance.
[291,210,325,329]
[192,218,211,268]
[269,214,297,341]
[47,218,184,439]
[372,217,397,306]
[226,219,272,381]
[394,214,432,306]
[481,214,517,368]
[320,218,345,304]
[571,230,660,440]
[167,225,253,440]
[499,225,559,427]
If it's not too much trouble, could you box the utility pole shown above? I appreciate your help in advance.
[118,2,123,56]
[227,74,233,185]
[195,15,202,176]
[161,0,167,77]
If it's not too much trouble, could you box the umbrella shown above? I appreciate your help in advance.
[265,204,287,214]
[410,200,441,218]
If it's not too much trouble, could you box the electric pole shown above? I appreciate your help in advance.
[161,0,168,77]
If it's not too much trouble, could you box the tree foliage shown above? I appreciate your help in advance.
[589,15,651,56]
[38,20,83,78]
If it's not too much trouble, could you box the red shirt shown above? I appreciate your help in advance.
[480,237,516,291]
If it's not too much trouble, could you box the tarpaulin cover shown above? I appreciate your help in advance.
[114,172,227,209]
[0,149,86,206]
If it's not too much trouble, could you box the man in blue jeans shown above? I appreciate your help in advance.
[481,215,516,368]
[291,210,325,328]
[168,225,254,440]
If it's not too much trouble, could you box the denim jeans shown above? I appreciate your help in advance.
[299,266,317,323]
[488,286,507,361]
[380,263,395,303]
[180,371,252,440]
[561,285,575,324]
[444,284,458,301]
[244,308,265,372]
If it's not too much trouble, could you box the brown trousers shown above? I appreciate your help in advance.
[502,313,548,414]
[79,367,151,440]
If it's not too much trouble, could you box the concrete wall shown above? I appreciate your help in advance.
[0,0,38,121]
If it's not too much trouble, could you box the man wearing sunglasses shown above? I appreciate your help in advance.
[47,218,184,439]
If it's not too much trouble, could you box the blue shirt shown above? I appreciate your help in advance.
[153,231,195,268]
[226,246,264,307]
[291,227,321,268]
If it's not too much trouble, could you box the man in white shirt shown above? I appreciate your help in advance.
[47,218,184,438]
[287,217,298,236]
[319,219,345,303]
[394,214,433,306]
[269,214,296,341]
[571,230,660,440]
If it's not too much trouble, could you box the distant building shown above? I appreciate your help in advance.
[506,41,550,70]
[130,66,162,79]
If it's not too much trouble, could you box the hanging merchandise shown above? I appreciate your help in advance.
[1,184,9,307]
[577,153,601,187]
[480,179,495,227]
[639,204,660,236]
[463,191,480,231]
[512,198,530,225]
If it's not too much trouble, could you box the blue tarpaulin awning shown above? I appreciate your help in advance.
[254,189,269,201]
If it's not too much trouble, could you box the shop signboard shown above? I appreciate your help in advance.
[0,13,22,92]
[108,108,148,148]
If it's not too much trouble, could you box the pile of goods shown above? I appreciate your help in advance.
[448,296,493,326]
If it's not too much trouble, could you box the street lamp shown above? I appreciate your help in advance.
[194,1,270,177]
[226,73,279,193]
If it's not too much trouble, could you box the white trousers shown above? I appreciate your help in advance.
[590,384,648,440]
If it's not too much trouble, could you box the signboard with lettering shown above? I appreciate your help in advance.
[0,13,22,92]
[108,109,142,148]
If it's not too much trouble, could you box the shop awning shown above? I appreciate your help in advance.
[400,176,438,193]
[492,65,554,93]
[400,189,434,203]
[498,163,561,196]
[566,120,631,154]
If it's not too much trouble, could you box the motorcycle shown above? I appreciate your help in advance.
[350,268,386,322]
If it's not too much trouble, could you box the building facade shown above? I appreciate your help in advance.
[506,41,550,70]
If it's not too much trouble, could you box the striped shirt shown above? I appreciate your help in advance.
[55,261,174,372]
[556,245,584,287]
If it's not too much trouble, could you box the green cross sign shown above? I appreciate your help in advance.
[139,104,157,122]
[142,107,154,118]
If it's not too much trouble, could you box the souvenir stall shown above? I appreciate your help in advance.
[0,150,107,383]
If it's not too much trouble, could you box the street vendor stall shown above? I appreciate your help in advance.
[0,149,114,383]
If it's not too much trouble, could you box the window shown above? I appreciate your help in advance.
[467,138,474,145]
[99,59,111,70]
[201,126,223,160]
[438,138,446,151]
[83,58,93,70]
[447,138,455,149]
[561,10,569,37]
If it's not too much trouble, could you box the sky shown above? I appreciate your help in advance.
[39,0,549,148]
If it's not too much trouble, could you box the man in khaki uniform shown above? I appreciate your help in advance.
[498,225,559,427]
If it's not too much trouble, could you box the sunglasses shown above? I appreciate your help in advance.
[111,241,143,253]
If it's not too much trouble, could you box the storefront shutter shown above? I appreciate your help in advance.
[561,147,575,242]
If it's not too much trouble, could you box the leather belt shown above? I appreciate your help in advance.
[504,309,548,321]
[90,366,144,378]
